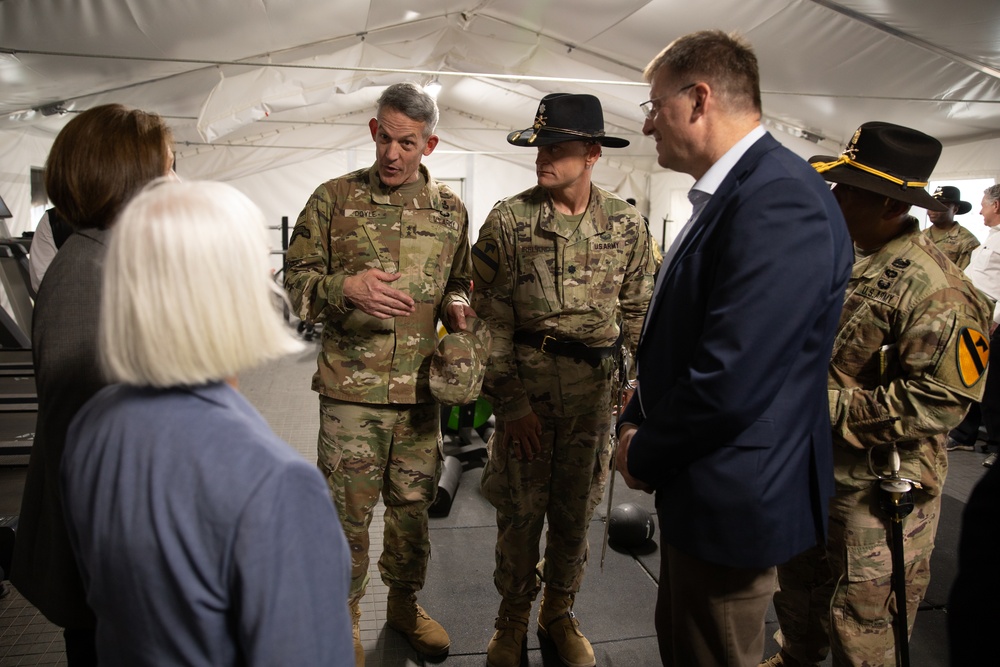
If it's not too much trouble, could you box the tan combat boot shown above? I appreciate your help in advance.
[486,599,531,667]
[350,599,364,666]
[385,588,450,656]
[537,588,595,667]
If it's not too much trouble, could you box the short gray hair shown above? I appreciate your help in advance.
[377,82,439,136]
[99,180,303,387]
[985,184,1000,204]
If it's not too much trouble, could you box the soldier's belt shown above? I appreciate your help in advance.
[513,330,622,363]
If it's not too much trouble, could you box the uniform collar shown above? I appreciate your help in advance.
[367,163,443,209]
[537,185,607,240]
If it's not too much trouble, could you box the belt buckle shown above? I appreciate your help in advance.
[540,335,556,353]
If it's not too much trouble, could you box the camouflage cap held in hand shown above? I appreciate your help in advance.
[429,316,492,406]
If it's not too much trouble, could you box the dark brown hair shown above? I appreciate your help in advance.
[44,104,173,230]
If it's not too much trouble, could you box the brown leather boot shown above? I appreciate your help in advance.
[350,599,364,666]
[486,599,531,667]
[385,588,450,656]
[537,588,595,667]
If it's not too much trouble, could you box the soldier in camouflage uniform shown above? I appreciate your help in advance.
[284,83,473,665]
[763,123,993,667]
[471,93,658,667]
[921,185,979,269]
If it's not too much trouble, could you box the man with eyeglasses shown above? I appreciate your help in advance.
[615,30,852,666]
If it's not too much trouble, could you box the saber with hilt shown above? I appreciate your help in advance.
[601,344,635,570]
[870,344,920,667]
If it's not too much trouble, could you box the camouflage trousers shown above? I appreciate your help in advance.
[317,396,442,604]
[774,487,940,666]
[480,409,612,605]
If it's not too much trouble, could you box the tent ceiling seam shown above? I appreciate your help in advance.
[809,0,1000,80]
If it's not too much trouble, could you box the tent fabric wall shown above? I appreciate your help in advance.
[0,130,52,235]
[3,123,996,248]
[1,0,998,239]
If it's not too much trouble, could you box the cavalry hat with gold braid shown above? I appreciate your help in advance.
[810,121,948,212]
[507,93,629,148]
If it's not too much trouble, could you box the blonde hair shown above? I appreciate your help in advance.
[99,180,303,387]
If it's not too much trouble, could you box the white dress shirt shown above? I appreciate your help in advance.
[964,226,1000,323]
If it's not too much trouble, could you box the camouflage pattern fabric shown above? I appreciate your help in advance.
[286,163,470,604]
[774,489,939,666]
[480,409,613,604]
[775,219,992,665]
[472,184,658,603]
[284,163,472,405]
[317,396,442,602]
[428,316,492,406]
[470,185,657,421]
[772,544,834,664]
[826,488,938,665]
[827,220,991,497]
[921,223,980,269]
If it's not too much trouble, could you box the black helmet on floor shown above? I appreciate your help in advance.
[608,502,655,548]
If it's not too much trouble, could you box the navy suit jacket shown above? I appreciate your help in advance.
[620,132,852,569]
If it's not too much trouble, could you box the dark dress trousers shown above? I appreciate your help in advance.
[11,229,109,630]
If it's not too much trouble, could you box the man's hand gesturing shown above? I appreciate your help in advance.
[344,269,416,319]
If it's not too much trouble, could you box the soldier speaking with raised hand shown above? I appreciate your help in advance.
[284,82,475,666]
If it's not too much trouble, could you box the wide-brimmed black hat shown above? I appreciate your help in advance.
[810,121,947,212]
[933,185,972,215]
[507,93,629,148]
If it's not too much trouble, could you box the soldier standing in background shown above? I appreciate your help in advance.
[764,123,992,667]
[471,93,657,667]
[284,82,473,666]
[922,185,979,269]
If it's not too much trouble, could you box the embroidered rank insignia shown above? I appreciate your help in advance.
[957,327,989,387]
[472,238,505,287]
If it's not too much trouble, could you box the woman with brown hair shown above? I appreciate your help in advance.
[10,103,174,665]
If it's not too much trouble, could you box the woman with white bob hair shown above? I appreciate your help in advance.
[60,180,354,666]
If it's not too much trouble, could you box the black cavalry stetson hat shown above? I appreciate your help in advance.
[933,185,972,215]
[507,93,629,148]
[810,121,947,212]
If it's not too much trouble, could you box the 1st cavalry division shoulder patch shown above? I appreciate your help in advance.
[472,238,507,287]
[957,327,990,387]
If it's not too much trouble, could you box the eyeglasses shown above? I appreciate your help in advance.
[640,82,698,120]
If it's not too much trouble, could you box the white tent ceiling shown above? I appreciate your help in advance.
[1,0,999,240]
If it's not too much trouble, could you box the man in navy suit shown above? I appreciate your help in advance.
[615,30,852,666]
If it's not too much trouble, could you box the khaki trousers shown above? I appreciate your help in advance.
[656,541,776,667]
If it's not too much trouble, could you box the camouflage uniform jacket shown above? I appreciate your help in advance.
[921,223,980,269]
[471,185,658,420]
[285,163,472,405]
[828,219,992,496]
